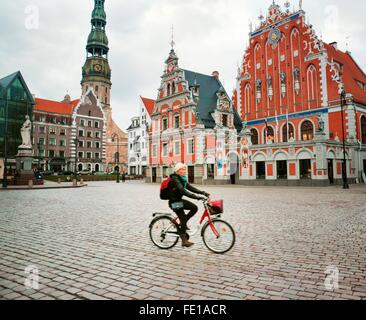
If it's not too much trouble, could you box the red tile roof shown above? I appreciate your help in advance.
[34,98,80,115]
[325,43,366,105]
[140,96,155,116]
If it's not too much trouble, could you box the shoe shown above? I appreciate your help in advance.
[181,234,194,248]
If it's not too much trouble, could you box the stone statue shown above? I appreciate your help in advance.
[19,115,32,149]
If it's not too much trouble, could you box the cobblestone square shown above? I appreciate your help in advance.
[0,181,366,300]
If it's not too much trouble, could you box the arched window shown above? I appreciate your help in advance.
[265,126,275,144]
[301,120,314,141]
[282,123,295,142]
[251,128,259,145]
[167,83,171,96]
[306,65,318,109]
[244,84,251,116]
[361,116,366,144]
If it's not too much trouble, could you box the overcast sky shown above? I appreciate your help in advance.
[1,0,365,130]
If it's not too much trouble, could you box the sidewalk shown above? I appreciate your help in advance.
[0,180,87,191]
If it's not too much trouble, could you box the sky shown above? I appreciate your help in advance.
[0,0,365,131]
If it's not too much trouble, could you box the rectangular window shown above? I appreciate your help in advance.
[49,127,56,135]
[39,150,45,157]
[95,132,100,138]
[81,120,85,127]
[79,130,84,137]
[87,131,92,138]
[187,139,195,154]
[59,151,65,158]
[87,141,92,148]
[222,114,228,127]
[38,138,45,145]
[78,152,83,159]
[174,115,180,129]
[95,121,99,128]
[88,120,92,127]
[49,138,56,146]
[162,118,168,131]
[152,145,157,157]
[60,140,66,147]
[39,127,45,134]
[49,150,55,158]
[87,152,92,159]
[174,141,180,155]
[95,142,100,149]
[162,143,168,157]
[79,140,84,148]
[95,152,100,159]
[60,128,66,136]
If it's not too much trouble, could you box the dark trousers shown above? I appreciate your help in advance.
[169,199,198,234]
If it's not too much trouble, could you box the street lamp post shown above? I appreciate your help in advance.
[2,100,8,189]
[340,90,350,189]
[73,138,80,178]
[37,142,41,170]
[112,133,120,183]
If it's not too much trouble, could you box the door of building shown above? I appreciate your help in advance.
[188,166,195,184]
[229,154,239,185]
[300,159,312,179]
[256,162,266,180]
[152,167,157,183]
[276,161,287,179]
[328,159,334,185]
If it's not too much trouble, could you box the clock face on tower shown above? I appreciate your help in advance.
[94,64,102,72]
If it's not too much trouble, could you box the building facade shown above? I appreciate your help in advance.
[81,0,128,173]
[71,90,107,173]
[33,90,106,173]
[232,2,366,186]
[127,96,154,176]
[33,95,78,172]
[0,71,35,183]
[146,48,242,184]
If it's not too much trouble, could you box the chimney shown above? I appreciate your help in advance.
[212,71,219,79]
[330,42,338,50]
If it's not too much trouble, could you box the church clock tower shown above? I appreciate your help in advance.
[81,0,112,122]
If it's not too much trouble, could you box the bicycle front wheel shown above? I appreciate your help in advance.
[202,219,236,254]
[149,216,180,250]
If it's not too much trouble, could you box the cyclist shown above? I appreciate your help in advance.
[167,163,210,248]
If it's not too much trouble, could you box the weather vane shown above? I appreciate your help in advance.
[170,25,175,50]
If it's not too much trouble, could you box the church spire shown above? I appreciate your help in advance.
[81,0,112,110]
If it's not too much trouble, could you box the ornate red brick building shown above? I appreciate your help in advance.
[146,48,242,184]
[232,2,366,185]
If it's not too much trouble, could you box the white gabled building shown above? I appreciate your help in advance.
[127,96,154,176]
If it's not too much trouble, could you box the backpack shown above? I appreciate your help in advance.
[160,178,172,200]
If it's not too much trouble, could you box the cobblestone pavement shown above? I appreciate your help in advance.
[1,181,366,300]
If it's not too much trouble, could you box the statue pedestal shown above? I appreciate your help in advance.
[15,147,40,186]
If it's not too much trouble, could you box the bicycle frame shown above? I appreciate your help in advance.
[168,199,220,238]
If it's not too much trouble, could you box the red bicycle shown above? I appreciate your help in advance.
[149,199,236,254]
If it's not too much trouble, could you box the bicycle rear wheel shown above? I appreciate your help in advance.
[149,216,180,250]
[202,219,235,254]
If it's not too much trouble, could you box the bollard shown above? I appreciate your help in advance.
[80,178,84,185]
[73,179,77,186]
[28,180,33,188]
[58,178,61,184]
